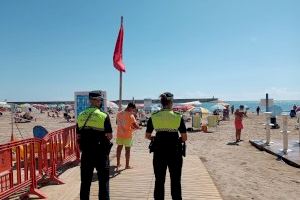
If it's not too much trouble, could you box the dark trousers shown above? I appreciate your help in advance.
[80,152,110,200]
[153,151,183,200]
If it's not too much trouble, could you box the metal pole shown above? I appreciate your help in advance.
[11,103,14,141]
[118,71,122,111]
[265,112,272,145]
[266,93,269,112]
[282,114,288,154]
[297,112,300,144]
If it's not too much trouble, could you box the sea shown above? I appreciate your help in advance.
[201,100,300,113]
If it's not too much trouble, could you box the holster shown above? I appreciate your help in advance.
[104,141,113,155]
[178,137,186,157]
[148,136,156,153]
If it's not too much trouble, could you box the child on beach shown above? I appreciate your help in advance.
[234,109,244,142]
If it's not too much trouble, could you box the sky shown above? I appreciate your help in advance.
[0,0,299,102]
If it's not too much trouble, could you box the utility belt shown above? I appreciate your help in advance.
[149,136,186,157]
[79,137,113,155]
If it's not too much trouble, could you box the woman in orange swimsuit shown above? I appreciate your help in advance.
[234,109,244,142]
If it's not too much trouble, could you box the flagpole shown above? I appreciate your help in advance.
[118,16,124,111]
[119,71,122,111]
[11,103,14,141]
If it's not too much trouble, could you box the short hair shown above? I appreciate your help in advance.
[127,102,136,109]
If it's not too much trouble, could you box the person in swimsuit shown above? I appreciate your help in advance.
[234,109,244,142]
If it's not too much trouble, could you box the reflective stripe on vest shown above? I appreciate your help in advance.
[77,107,107,131]
[151,109,181,132]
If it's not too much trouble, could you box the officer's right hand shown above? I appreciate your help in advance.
[145,132,152,140]
[106,133,113,140]
[180,133,187,142]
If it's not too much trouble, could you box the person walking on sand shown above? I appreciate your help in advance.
[145,92,187,200]
[231,105,234,115]
[77,91,113,200]
[116,102,140,169]
[234,108,244,143]
[256,106,261,116]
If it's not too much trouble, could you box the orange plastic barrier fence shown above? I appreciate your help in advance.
[41,125,80,184]
[0,125,79,199]
[0,138,46,199]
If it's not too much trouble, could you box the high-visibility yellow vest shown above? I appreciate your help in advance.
[77,107,107,131]
[151,109,181,132]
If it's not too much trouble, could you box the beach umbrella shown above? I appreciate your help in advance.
[0,102,10,108]
[151,105,161,112]
[0,101,7,105]
[58,103,65,108]
[107,101,118,109]
[135,103,144,109]
[19,103,31,108]
[173,105,194,112]
[210,104,225,111]
[190,107,210,114]
[296,107,300,112]
[49,104,57,108]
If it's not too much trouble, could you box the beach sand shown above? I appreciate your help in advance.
[0,111,75,143]
[1,111,300,200]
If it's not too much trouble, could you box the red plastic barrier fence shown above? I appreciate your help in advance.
[0,139,46,199]
[41,125,80,184]
[0,125,79,199]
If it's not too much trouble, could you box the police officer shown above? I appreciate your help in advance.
[145,92,187,200]
[77,91,113,200]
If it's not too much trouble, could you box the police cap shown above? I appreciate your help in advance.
[89,90,103,100]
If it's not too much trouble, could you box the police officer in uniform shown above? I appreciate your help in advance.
[145,92,187,200]
[77,91,113,200]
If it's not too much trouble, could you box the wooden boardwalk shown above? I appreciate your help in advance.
[39,152,222,200]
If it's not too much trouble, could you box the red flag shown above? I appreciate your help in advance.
[113,17,125,72]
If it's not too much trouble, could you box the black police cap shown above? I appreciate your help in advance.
[89,90,103,100]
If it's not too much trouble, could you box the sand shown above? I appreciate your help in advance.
[1,111,300,200]
[0,111,75,143]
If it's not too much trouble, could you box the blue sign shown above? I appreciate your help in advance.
[75,91,107,118]
[76,95,90,117]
